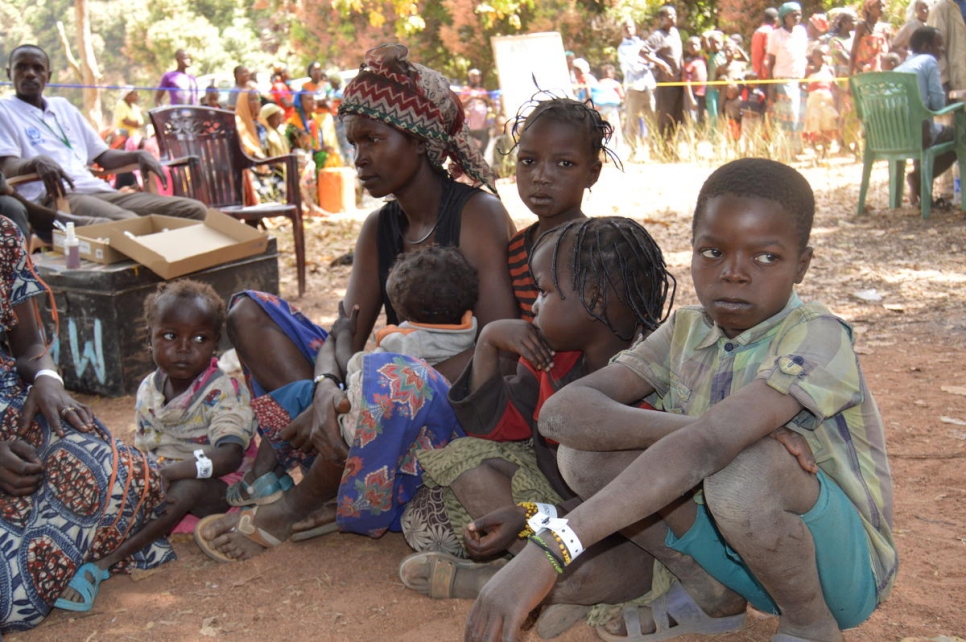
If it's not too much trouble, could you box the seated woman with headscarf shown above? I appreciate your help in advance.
[194,44,518,562]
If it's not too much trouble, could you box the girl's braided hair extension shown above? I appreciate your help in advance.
[531,217,676,342]
[502,91,623,170]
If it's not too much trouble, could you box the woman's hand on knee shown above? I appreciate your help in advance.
[309,387,349,460]
[280,408,317,454]
[20,376,95,437]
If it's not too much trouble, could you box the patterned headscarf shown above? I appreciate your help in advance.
[339,43,497,194]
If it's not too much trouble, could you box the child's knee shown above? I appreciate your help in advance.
[704,437,818,523]
[557,447,637,498]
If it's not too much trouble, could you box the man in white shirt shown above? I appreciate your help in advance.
[0,44,206,223]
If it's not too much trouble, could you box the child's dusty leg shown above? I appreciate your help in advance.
[397,460,522,600]
[238,438,285,486]
[451,458,518,518]
[545,532,655,606]
[450,458,525,554]
[398,459,524,600]
[705,437,842,641]
[557,446,747,635]
[58,478,212,606]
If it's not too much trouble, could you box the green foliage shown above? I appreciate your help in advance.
[1,0,277,102]
[5,0,907,128]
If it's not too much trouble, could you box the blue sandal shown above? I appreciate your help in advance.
[226,471,294,506]
[53,562,110,612]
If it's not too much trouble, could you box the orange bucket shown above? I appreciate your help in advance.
[318,167,356,213]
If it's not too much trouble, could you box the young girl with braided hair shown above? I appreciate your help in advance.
[398,217,676,636]
[505,95,617,320]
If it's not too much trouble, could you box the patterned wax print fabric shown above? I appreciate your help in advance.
[0,218,173,633]
[232,290,464,538]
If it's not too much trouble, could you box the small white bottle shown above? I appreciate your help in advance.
[64,222,81,269]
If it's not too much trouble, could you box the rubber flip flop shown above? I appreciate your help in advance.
[595,582,746,642]
[53,562,110,612]
[398,551,507,599]
[194,513,237,563]
[226,471,294,507]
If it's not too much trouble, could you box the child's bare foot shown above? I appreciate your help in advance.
[595,582,746,641]
[398,552,507,599]
[195,499,300,562]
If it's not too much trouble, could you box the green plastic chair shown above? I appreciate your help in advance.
[850,71,966,219]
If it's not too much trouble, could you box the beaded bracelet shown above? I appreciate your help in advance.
[517,502,558,538]
[535,527,571,565]
[528,533,565,574]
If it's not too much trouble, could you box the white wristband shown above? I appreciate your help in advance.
[534,503,558,520]
[530,516,584,562]
[194,449,213,479]
[34,369,64,385]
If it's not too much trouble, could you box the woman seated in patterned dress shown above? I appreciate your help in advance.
[0,215,173,632]
[194,43,518,562]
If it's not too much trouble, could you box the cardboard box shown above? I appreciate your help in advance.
[52,220,131,264]
[105,210,269,279]
[33,238,279,397]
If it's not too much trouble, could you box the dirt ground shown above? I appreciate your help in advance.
[11,159,966,642]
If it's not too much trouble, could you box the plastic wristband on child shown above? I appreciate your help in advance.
[194,449,213,479]
[517,502,558,538]
[529,514,584,571]
[34,369,64,386]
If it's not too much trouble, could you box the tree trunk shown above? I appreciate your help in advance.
[57,0,103,129]
[76,0,103,128]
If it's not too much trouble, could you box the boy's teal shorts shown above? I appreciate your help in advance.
[665,469,878,629]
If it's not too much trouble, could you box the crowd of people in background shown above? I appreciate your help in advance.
[101,51,354,215]
[565,0,966,163]
[78,0,966,202]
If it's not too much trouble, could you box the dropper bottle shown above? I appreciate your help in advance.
[65,222,81,269]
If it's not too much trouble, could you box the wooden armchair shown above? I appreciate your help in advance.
[148,106,306,296]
